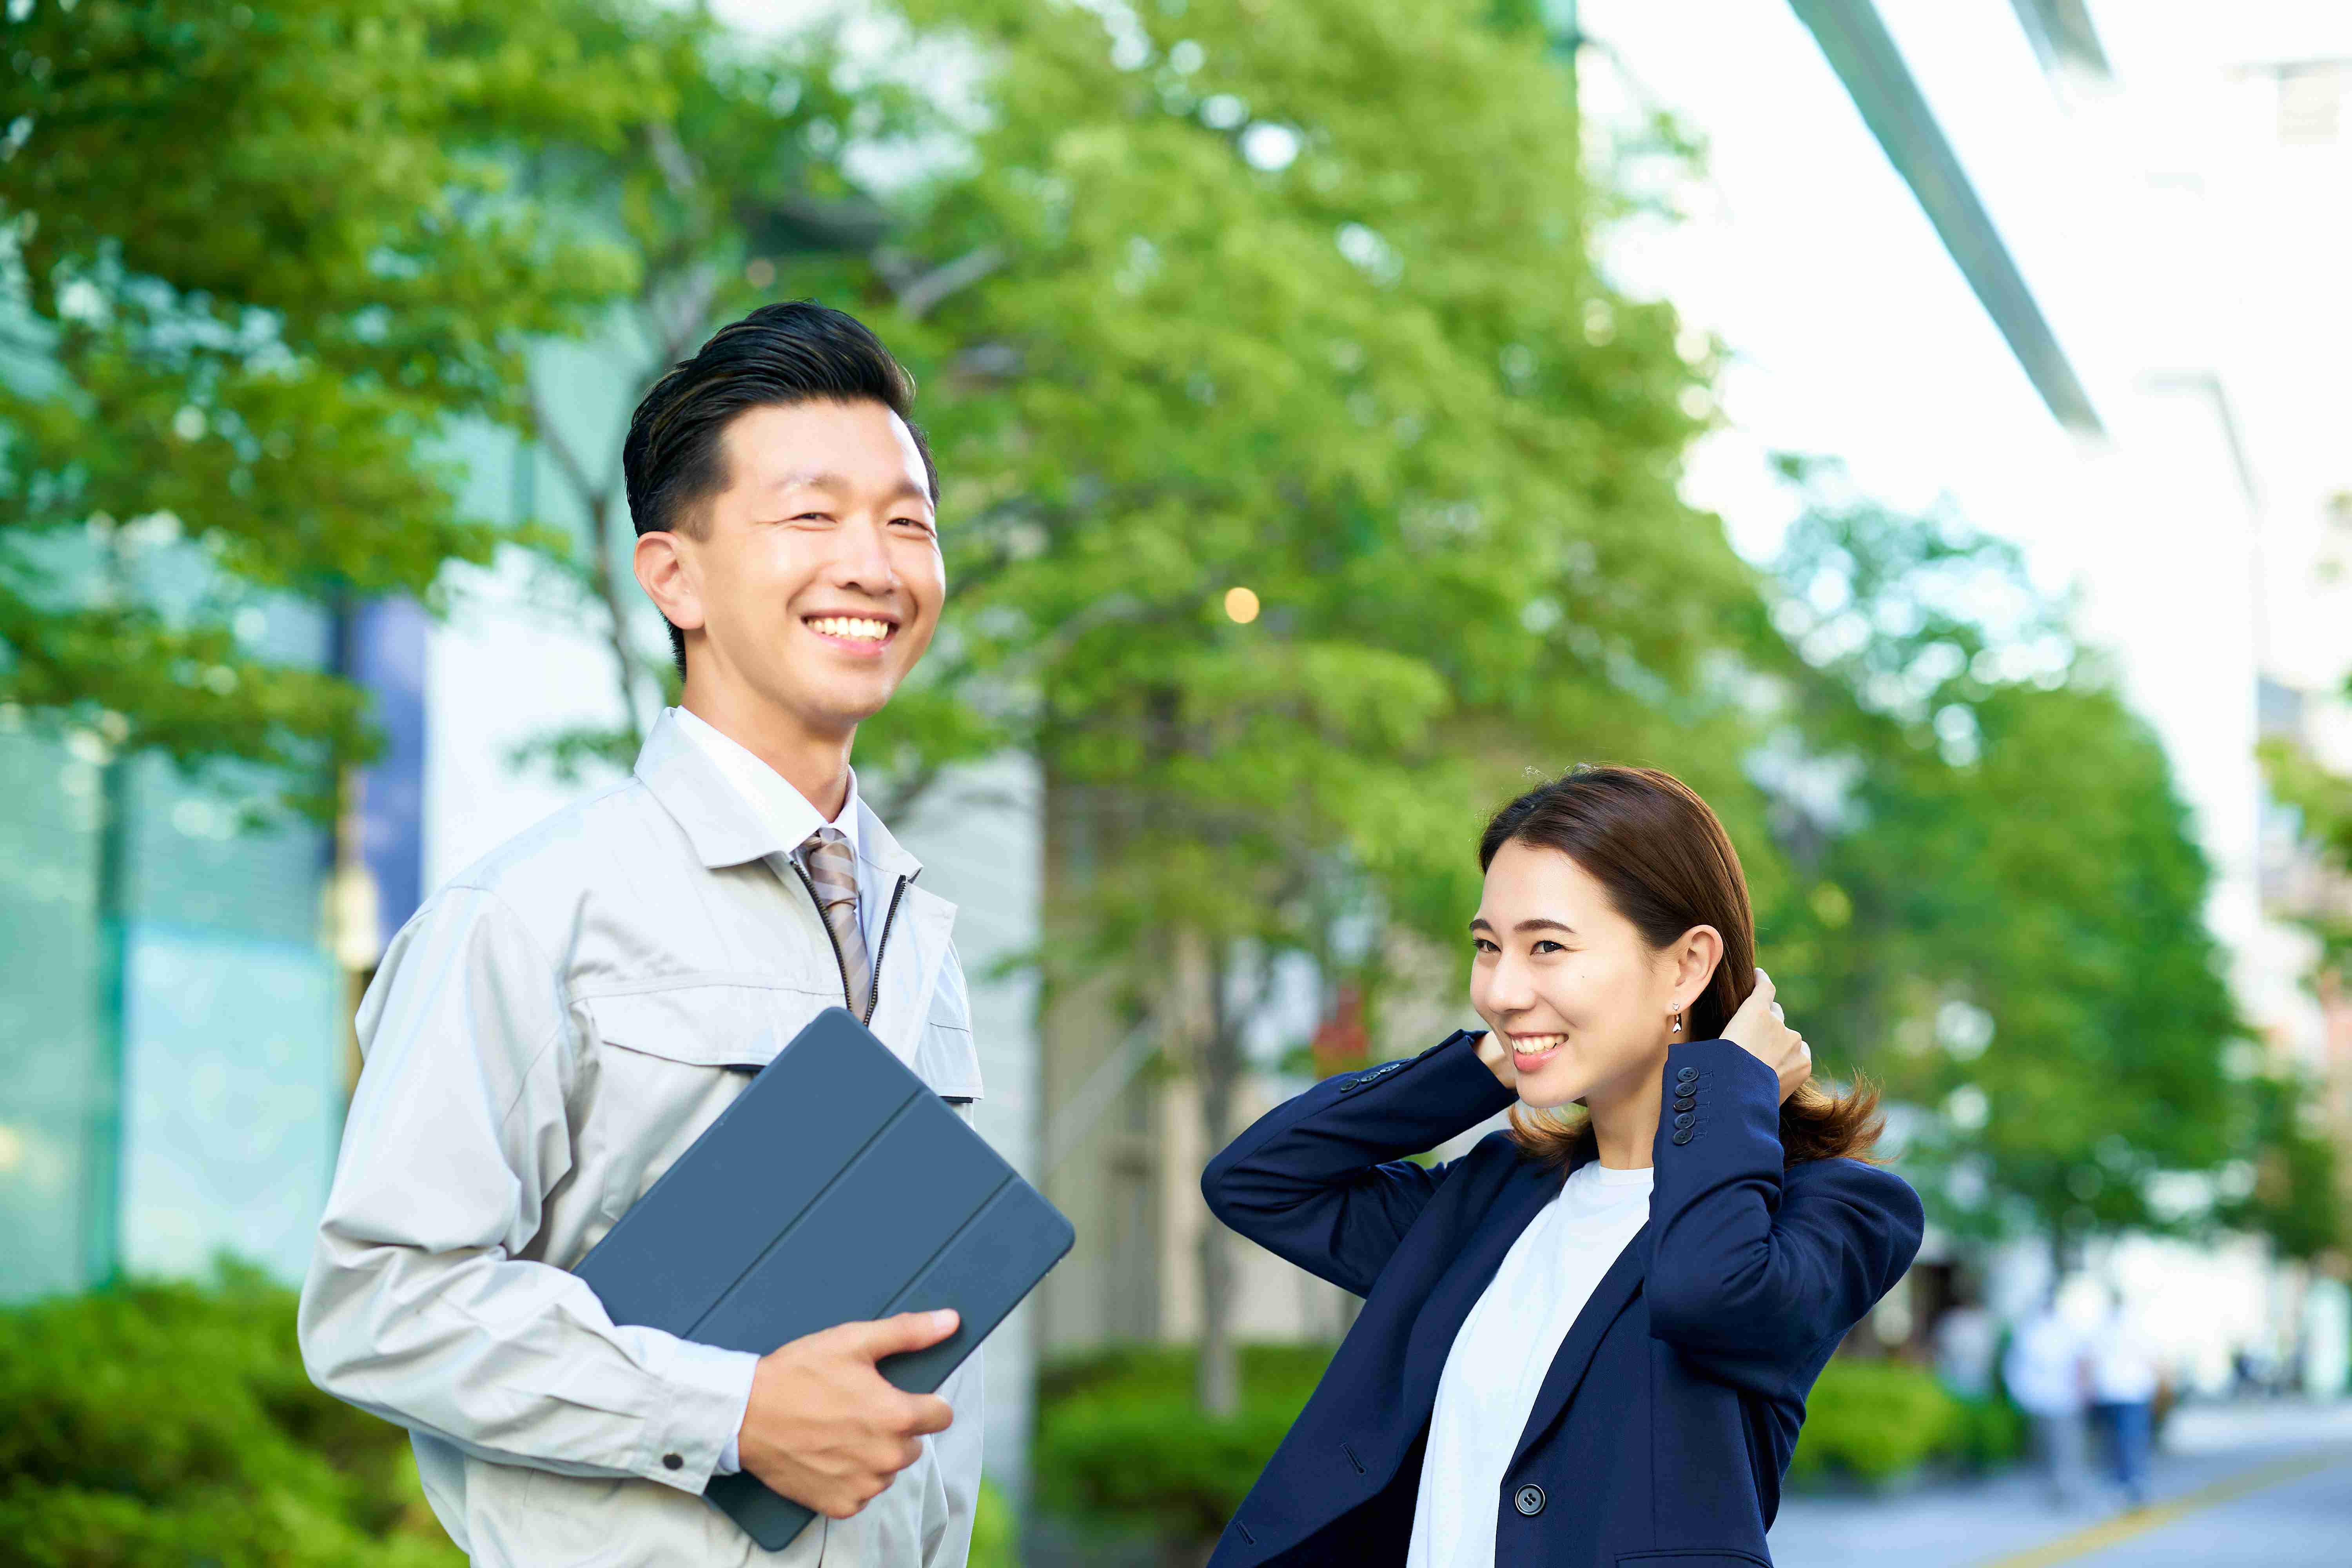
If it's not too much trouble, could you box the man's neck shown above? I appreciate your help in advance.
[679,686,855,822]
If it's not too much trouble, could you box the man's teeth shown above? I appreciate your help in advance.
[1513,1034,1567,1053]
[808,616,892,642]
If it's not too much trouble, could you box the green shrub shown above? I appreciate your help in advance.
[1949,1390,2029,1470]
[1038,1341,1336,1408]
[1036,1394,1301,1543]
[1786,1357,2024,1488]
[0,1263,461,1567]
[969,1475,1017,1568]
[1033,1342,1336,1548]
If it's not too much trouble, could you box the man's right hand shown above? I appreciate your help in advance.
[737,1308,960,1520]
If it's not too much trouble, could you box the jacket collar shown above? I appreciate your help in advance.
[633,708,925,882]
[1397,1149,1650,1466]
[1506,1211,1648,1470]
[853,791,924,882]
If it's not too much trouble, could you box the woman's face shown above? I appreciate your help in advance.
[1469,839,1713,1111]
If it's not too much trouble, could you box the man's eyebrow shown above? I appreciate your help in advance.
[767,470,933,508]
[1467,916,1577,935]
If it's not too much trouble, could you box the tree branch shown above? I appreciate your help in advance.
[890,245,1007,321]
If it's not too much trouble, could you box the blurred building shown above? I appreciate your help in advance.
[0,590,413,1303]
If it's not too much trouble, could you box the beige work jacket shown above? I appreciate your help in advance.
[298,711,987,1566]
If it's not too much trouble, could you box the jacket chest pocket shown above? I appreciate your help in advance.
[577,982,985,1215]
[577,983,839,1220]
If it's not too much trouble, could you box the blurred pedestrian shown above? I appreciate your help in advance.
[1933,1298,1998,1401]
[2003,1294,2091,1508]
[2087,1287,2158,1508]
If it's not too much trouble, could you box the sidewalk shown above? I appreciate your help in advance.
[1764,1398,2352,1568]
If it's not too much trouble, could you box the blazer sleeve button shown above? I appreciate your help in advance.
[1514,1483,1545,1515]
[1671,1129,1693,1145]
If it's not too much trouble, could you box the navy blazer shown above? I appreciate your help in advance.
[1198,1030,1924,1568]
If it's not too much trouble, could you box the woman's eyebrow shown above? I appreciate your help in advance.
[1467,916,1578,934]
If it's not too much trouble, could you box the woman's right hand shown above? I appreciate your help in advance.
[1722,969,1811,1103]
[1473,1029,1516,1091]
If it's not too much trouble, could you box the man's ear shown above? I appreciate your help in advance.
[633,531,705,634]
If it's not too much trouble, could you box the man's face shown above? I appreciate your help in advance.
[667,398,942,735]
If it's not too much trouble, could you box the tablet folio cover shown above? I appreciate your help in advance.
[572,1006,1076,1550]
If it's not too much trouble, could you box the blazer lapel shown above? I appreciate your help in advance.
[1399,1157,1560,1414]
[1505,1217,1649,1471]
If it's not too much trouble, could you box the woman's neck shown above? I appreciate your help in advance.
[1583,1049,1668,1170]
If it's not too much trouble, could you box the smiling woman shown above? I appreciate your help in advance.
[1474,766,1885,1173]
[1195,762,1922,1568]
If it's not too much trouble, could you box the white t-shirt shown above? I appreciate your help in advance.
[1406,1159,1655,1568]
[2002,1312,2089,1416]
[2087,1308,2160,1404]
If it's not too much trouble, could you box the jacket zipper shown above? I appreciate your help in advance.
[864,876,911,1027]
[789,856,912,1029]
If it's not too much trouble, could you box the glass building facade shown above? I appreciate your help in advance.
[0,590,423,1302]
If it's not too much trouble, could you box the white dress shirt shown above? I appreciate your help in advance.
[673,704,893,1476]
[673,705,887,956]
[1406,1160,1655,1568]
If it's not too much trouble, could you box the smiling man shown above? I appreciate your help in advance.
[299,303,990,1567]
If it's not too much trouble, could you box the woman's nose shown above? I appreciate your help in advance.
[1480,954,1539,1014]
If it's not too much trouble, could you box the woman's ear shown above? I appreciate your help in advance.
[1669,925,1724,1013]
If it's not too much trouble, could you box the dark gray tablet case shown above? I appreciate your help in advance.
[572,1006,1076,1551]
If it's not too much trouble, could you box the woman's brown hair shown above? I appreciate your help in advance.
[1479,766,1883,1171]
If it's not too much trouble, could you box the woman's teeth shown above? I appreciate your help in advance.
[1512,1034,1566,1056]
[808,616,892,642]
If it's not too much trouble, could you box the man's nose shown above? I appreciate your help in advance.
[824,516,898,596]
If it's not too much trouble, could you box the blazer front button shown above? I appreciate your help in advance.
[1514,1483,1545,1515]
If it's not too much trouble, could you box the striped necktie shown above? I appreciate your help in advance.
[798,826,871,1021]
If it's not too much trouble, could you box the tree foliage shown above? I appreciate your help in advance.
[0,0,648,812]
[826,0,1755,1412]
[1759,461,2250,1246]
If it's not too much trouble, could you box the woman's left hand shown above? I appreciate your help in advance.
[1721,969,1811,1104]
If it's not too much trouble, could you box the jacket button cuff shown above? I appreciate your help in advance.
[662,1452,684,1471]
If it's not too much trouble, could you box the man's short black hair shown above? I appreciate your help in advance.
[622,299,938,679]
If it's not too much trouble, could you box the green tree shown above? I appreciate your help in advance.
[1761,461,2248,1258]
[0,0,646,812]
[854,0,1756,1413]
